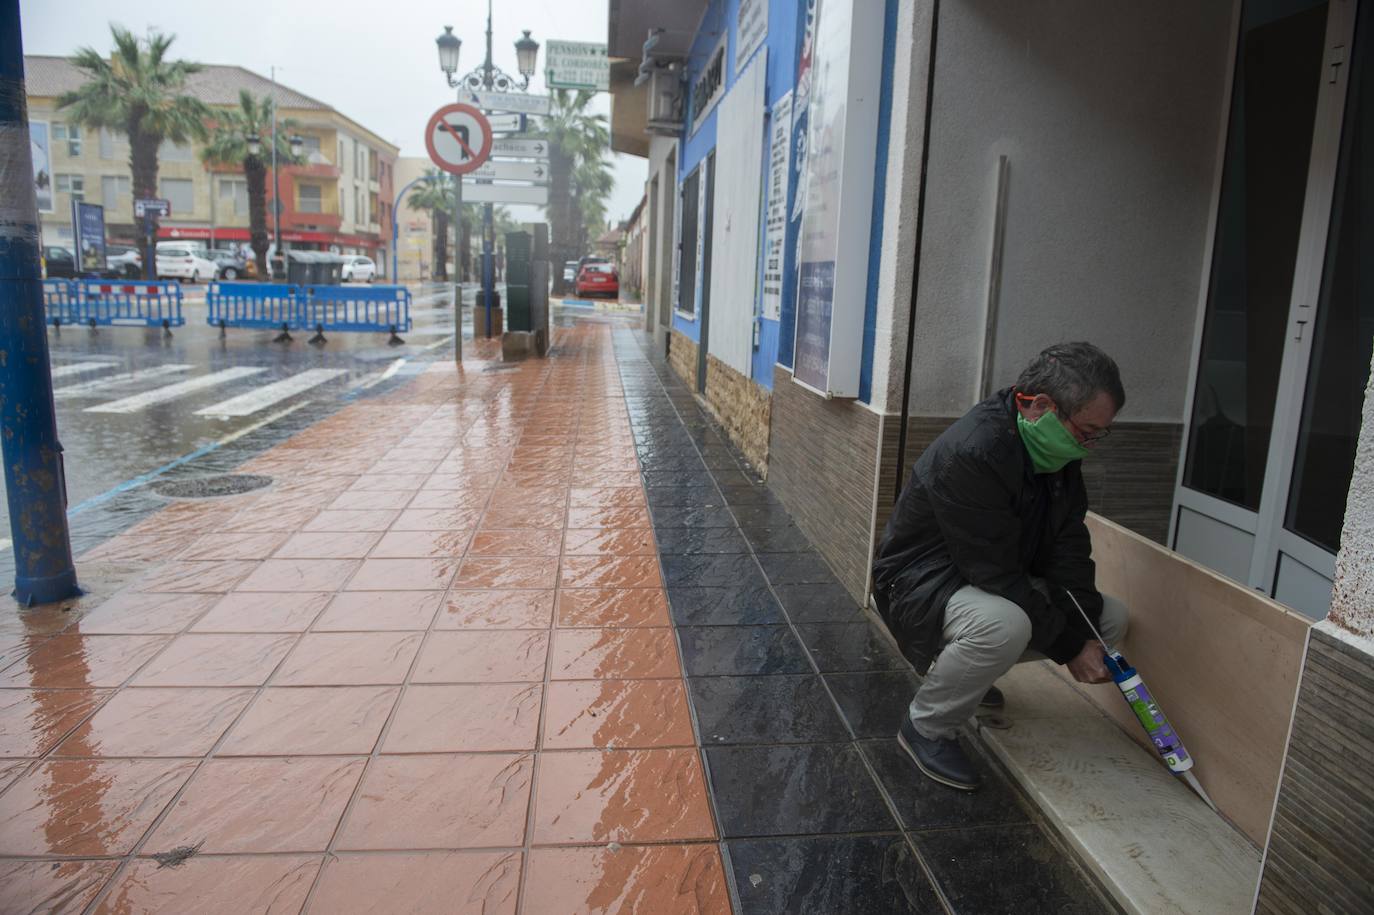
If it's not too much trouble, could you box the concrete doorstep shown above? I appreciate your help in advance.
[977,661,1261,915]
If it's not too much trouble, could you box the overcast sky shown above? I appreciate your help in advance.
[19,0,647,227]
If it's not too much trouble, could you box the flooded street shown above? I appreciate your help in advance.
[0,282,495,578]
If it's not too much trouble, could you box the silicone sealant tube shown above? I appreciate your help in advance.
[1104,650,1193,772]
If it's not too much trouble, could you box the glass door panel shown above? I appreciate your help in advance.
[1286,4,1374,553]
[1182,0,1329,510]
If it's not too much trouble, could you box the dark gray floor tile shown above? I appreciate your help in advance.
[859,738,1031,830]
[639,454,708,472]
[649,504,738,528]
[661,553,768,588]
[773,583,864,622]
[741,525,815,553]
[643,469,716,488]
[909,824,1104,914]
[666,586,785,626]
[728,835,942,914]
[645,486,717,508]
[795,622,909,672]
[709,469,761,488]
[825,670,922,738]
[654,526,749,554]
[757,551,842,586]
[705,743,897,837]
[679,625,811,676]
[690,675,849,744]
[732,503,797,527]
[716,484,783,506]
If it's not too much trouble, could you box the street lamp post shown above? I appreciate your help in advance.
[436,2,538,340]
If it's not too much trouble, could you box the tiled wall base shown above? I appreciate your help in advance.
[1255,622,1374,914]
[667,331,698,392]
[701,355,772,474]
[767,366,884,602]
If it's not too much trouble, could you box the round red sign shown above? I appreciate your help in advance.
[424,103,494,176]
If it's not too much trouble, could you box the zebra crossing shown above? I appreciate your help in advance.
[47,362,357,418]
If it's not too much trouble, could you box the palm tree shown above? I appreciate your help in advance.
[58,26,211,272]
[199,91,301,277]
[545,90,611,293]
[573,157,615,256]
[406,170,457,281]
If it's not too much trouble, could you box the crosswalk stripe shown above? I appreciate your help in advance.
[195,368,346,417]
[54,364,194,399]
[86,366,267,414]
[50,362,120,379]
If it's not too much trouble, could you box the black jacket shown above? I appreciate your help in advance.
[872,388,1104,672]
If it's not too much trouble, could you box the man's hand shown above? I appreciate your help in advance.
[1066,640,1111,684]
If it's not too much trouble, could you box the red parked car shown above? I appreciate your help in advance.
[574,262,619,298]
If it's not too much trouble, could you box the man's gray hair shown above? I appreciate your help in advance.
[1015,342,1125,416]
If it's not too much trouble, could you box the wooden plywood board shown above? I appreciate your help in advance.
[1070,514,1312,845]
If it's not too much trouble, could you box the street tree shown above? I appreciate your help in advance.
[58,26,211,271]
[545,89,611,294]
[199,90,302,277]
[406,170,457,281]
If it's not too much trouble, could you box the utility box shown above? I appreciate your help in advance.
[505,231,532,332]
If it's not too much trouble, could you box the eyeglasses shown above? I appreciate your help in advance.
[1064,416,1111,443]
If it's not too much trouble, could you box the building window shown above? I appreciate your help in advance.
[99,128,115,159]
[53,123,82,156]
[298,183,323,214]
[158,140,193,162]
[55,173,85,201]
[160,177,194,215]
[369,149,378,181]
[219,178,249,215]
[300,135,321,161]
[338,139,345,166]
[102,175,130,213]
[354,188,362,223]
[369,191,379,225]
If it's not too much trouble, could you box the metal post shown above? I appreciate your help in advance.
[483,202,494,338]
[0,0,80,605]
[271,66,281,276]
[453,175,463,362]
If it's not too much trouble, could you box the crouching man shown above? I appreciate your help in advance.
[872,342,1130,791]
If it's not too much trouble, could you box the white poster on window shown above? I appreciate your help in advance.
[736,0,769,74]
[762,91,793,322]
[793,0,884,397]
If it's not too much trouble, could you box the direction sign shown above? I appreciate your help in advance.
[460,182,549,206]
[465,90,551,116]
[546,40,609,91]
[486,114,528,133]
[492,137,549,159]
[424,103,493,176]
[134,198,171,218]
[466,159,548,182]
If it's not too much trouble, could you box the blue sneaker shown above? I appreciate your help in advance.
[898,717,981,791]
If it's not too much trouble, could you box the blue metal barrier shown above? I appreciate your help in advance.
[42,279,78,324]
[207,282,303,330]
[71,280,184,328]
[300,285,412,333]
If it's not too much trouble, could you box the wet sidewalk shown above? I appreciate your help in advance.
[0,317,1108,913]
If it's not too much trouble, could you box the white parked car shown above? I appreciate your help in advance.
[155,244,217,283]
[341,255,376,283]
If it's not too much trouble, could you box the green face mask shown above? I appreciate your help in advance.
[1017,410,1090,474]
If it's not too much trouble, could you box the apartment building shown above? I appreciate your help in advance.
[25,56,397,273]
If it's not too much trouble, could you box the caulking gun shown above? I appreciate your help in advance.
[1062,589,1217,811]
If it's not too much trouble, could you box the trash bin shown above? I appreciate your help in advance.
[313,252,346,286]
[285,250,316,285]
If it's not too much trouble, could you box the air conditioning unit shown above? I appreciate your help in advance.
[645,67,684,136]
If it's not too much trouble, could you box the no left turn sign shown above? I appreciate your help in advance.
[425,103,493,176]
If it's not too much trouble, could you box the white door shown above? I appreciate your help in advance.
[1174,0,1369,618]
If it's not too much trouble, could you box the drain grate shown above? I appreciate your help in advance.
[150,474,273,499]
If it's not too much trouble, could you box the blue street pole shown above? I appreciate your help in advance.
[0,0,80,605]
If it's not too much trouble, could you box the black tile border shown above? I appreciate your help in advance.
[614,327,1116,915]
